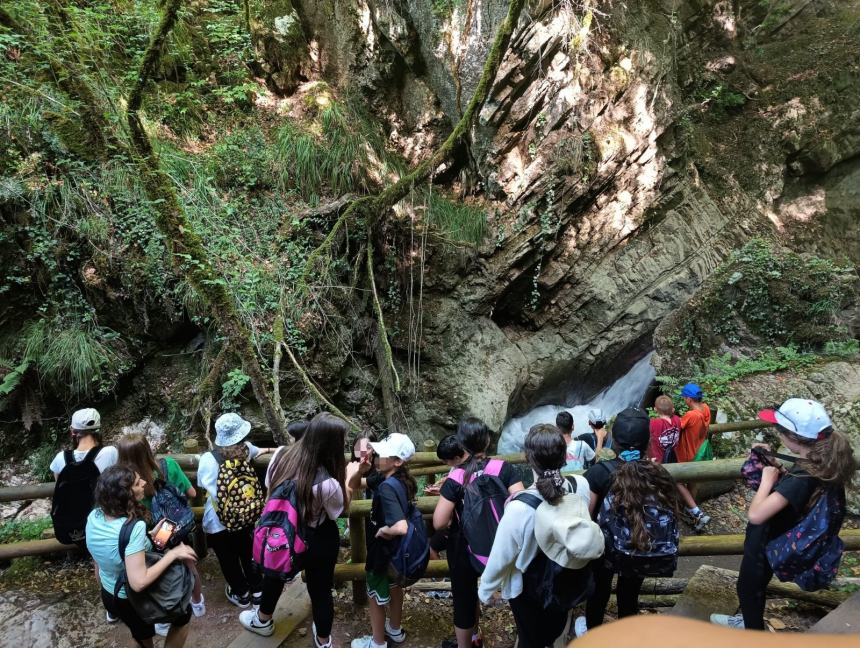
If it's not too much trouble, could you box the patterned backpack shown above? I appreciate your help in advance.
[151,459,195,548]
[214,447,264,531]
[766,486,846,591]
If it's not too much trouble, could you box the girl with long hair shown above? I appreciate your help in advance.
[117,434,205,624]
[433,417,524,648]
[711,399,856,630]
[479,424,593,647]
[239,412,365,647]
[86,465,197,648]
[575,407,682,637]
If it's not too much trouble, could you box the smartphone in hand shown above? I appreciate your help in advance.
[152,519,177,550]
[360,438,370,460]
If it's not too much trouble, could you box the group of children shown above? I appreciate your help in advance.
[49,387,856,648]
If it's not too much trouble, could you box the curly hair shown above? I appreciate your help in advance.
[608,460,681,551]
[94,464,147,521]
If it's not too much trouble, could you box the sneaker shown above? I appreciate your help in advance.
[154,623,170,637]
[574,615,588,638]
[691,510,712,531]
[351,636,386,648]
[191,593,206,617]
[710,613,745,629]
[105,611,119,624]
[251,591,263,608]
[225,584,250,609]
[439,636,483,648]
[239,609,274,637]
[312,622,333,648]
[385,619,406,644]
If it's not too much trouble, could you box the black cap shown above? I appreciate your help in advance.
[612,407,650,451]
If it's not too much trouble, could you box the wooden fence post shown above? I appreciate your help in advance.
[349,514,368,605]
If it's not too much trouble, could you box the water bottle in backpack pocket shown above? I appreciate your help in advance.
[765,486,846,591]
[448,459,509,572]
[214,447,264,531]
[384,477,430,583]
[151,459,195,549]
[253,478,313,581]
[115,519,194,624]
[598,495,679,577]
[51,447,103,545]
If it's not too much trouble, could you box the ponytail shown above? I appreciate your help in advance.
[524,423,567,505]
[390,464,417,502]
[456,417,492,485]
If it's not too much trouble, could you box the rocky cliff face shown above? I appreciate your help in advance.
[250,1,860,437]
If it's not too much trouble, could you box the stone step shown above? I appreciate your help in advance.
[809,590,860,634]
[669,565,738,622]
[227,579,311,648]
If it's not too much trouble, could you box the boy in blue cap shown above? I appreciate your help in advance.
[676,383,711,530]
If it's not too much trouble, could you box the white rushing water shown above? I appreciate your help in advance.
[497,352,656,453]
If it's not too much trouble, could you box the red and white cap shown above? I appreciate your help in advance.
[758,398,832,440]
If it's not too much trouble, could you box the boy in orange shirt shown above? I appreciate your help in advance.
[676,383,711,530]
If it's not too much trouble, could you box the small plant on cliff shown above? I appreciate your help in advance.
[221,368,251,411]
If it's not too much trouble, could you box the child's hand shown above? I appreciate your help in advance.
[375,528,393,540]
[751,442,771,451]
[595,427,608,442]
[761,466,780,486]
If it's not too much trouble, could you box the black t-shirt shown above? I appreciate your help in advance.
[364,469,384,499]
[768,466,824,537]
[366,478,407,573]
[584,458,622,517]
[439,459,519,535]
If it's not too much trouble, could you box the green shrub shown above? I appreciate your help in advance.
[426,193,487,246]
[0,516,52,543]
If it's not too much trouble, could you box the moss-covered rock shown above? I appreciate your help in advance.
[249,0,309,95]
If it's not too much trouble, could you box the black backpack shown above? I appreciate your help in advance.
[151,459,195,549]
[51,446,102,544]
[448,459,508,572]
[517,490,595,611]
[115,519,194,624]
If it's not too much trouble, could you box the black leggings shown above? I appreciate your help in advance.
[585,561,644,629]
[448,535,481,630]
[207,527,262,596]
[509,594,568,648]
[259,518,340,637]
[737,523,772,630]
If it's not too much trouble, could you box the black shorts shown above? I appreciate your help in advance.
[100,588,191,643]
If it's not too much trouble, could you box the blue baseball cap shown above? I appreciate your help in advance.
[681,383,703,399]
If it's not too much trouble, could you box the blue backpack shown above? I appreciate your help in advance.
[766,486,845,591]
[384,477,430,582]
[151,459,195,549]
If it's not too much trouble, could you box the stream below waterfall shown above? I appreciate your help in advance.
[497,352,656,453]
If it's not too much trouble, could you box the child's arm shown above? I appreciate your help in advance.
[747,466,789,525]
[375,520,408,539]
[479,505,524,602]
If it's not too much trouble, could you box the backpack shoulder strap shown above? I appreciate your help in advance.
[447,467,466,485]
[82,446,102,464]
[212,448,224,465]
[117,518,136,561]
[484,459,503,477]
[513,491,542,510]
[565,475,578,492]
[64,449,75,465]
[382,476,410,515]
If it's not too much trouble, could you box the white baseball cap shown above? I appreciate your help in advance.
[215,413,252,446]
[370,433,415,461]
[71,408,101,431]
[588,409,606,425]
[758,398,833,440]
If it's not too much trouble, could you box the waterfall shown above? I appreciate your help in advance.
[497,352,656,453]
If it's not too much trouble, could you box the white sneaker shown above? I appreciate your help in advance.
[191,593,206,617]
[574,616,588,637]
[225,584,250,608]
[312,622,333,648]
[384,619,406,644]
[351,636,386,648]
[105,611,119,624]
[239,609,274,637]
[710,613,745,628]
[154,623,170,637]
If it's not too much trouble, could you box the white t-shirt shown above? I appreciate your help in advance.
[265,446,344,527]
[563,438,595,472]
[197,442,261,534]
[50,446,118,477]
